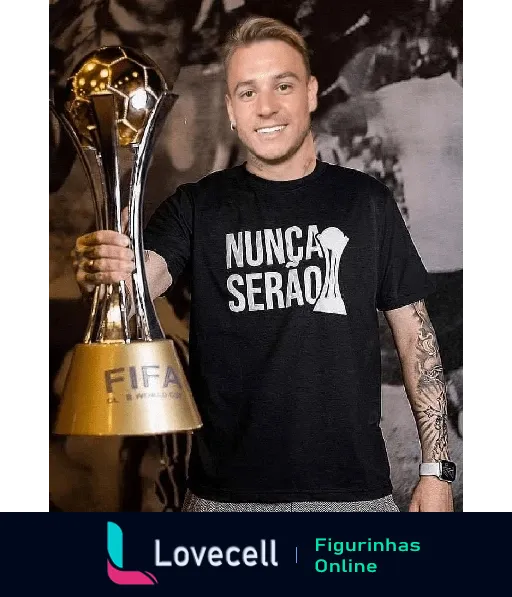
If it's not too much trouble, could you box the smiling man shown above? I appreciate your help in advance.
[72,16,456,512]
[224,34,318,176]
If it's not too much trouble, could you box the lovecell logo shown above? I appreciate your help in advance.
[107,522,158,585]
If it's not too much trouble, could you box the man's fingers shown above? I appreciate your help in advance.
[82,245,134,262]
[72,226,135,293]
[86,258,135,274]
[71,245,134,271]
[78,270,131,286]
[76,230,131,249]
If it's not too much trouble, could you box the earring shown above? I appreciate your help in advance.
[230,122,236,131]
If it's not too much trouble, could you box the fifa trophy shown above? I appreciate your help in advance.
[51,46,202,436]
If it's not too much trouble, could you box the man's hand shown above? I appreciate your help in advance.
[71,207,134,295]
[409,476,454,512]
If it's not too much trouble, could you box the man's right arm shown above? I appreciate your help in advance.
[71,229,173,315]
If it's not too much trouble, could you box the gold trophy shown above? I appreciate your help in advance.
[51,46,202,436]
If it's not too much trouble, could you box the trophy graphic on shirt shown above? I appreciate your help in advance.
[313,227,349,315]
[51,46,202,436]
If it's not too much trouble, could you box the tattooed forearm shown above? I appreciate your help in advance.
[410,301,449,462]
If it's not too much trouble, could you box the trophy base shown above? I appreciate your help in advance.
[54,339,203,436]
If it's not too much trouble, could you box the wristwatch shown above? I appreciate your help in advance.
[419,460,456,482]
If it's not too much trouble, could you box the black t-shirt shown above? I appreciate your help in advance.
[143,161,434,503]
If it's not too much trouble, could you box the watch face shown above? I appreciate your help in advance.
[441,460,456,482]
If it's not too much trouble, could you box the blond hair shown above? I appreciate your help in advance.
[222,16,311,77]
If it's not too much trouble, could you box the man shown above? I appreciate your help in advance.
[72,16,456,512]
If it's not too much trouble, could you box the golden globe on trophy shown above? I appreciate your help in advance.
[51,46,202,436]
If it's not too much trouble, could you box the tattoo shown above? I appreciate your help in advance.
[246,139,316,178]
[411,301,449,461]
[247,154,266,172]
[246,155,316,178]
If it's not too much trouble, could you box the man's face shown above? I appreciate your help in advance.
[225,40,318,165]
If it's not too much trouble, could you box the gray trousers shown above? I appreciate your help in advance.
[182,490,400,512]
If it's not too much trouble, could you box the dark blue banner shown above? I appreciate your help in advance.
[5,514,507,593]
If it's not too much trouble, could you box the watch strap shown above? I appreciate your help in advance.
[419,462,442,477]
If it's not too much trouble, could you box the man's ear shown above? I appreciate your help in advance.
[308,75,319,114]
[225,93,235,126]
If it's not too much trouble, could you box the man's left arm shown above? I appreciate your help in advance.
[384,299,454,512]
